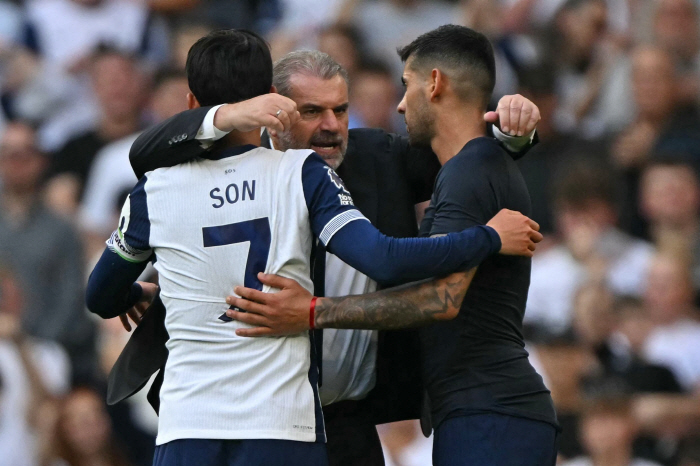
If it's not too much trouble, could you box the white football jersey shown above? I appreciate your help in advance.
[108,144,368,445]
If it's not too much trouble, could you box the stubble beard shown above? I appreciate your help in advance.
[277,130,348,170]
[406,97,435,149]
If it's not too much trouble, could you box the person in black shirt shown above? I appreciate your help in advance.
[228,25,557,466]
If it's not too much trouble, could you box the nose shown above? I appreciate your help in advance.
[319,110,341,132]
[397,95,406,114]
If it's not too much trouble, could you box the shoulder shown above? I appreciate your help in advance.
[437,137,508,189]
[448,137,509,171]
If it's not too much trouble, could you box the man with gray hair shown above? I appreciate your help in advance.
[123,48,540,465]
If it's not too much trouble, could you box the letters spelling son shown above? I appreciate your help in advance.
[210,180,256,208]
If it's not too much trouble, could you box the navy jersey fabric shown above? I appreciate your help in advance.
[419,137,557,430]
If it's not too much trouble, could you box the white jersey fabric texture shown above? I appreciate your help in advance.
[109,145,368,445]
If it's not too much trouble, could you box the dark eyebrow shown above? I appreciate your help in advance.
[299,104,324,112]
[334,103,349,112]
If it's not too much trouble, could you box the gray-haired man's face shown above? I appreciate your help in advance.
[275,73,349,170]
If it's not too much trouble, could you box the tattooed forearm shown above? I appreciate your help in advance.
[315,268,477,330]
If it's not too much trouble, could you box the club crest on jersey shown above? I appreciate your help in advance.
[325,166,349,193]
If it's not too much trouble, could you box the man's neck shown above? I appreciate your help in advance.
[211,129,261,156]
[430,105,486,165]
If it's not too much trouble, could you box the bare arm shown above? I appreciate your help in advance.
[315,269,476,330]
[226,269,477,336]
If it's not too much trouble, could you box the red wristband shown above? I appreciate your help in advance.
[309,297,317,330]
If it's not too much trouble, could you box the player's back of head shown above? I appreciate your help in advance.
[397,24,495,110]
[186,29,273,107]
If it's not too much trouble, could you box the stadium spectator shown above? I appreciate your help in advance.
[0,265,71,466]
[525,163,654,339]
[169,21,212,70]
[515,65,608,234]
[45,46,148,217]
[652,0,700,103]
[574,287,682,394]
[352,0,459,79]
[47,386,133,466]
[79,68,189,259]
[317,23,365,83]
[561,398,662,466]
[349,60,400,133]
[612,46,700,237]
[640,158,700,289]
[642,252,700,392]
[0,121,97,384]
[23,0,169,72]
[544,0,634,138]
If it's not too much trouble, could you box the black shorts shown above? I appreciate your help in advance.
[433,413,558,466]
[152,438,329,466]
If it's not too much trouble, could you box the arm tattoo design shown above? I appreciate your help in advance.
[315,269,476,330]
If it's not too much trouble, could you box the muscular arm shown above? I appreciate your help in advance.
[314,269,477,330]
[226,269,477,336]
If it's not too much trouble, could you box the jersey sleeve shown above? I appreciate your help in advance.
[301,153,370,246]
[106,175,153,263]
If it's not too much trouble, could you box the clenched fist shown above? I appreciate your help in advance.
[486,209,542,257]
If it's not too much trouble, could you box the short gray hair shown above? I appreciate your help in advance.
[273,50,349,97]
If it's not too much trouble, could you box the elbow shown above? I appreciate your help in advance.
[437,306,460,321]
[85,290,112,319]
[85,278,116,319]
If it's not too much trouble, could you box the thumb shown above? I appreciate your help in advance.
[258,272,296,289]
[483,111,498,123]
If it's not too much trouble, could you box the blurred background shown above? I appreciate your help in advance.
[1,0,700,465]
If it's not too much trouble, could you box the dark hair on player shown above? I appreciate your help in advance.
[397,24,495,108]
[185,29,272,106]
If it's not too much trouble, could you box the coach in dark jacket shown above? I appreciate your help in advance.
[110,50,539,465]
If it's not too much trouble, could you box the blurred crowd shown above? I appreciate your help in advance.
[1,0,700,465]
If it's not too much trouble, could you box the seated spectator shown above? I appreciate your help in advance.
[0,121,97,383]
[47,387,133,466]
[640,158,700,289]
[543,0,634,138]
[642,252,700,392]
[45,46,147,217]
[575,288,682,394]
[23,0,169,72]
[352,0,460,79]
[561,397,662,466]
[0,265,71,466]
[317,24,365,83]
[612,46,700,236]
[169,20,212,70]
[349,60,400,133]
[525,163,654,339]
[79,68,189,259]
[652,0,700,103]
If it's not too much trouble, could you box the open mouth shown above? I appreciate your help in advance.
[311,143,340,157]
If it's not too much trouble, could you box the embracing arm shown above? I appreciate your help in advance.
[85,247,147,319]
[314,268,477,329]
[129,94,300,178]
[225,268,477,335]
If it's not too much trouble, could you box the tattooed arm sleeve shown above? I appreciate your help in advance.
[314,269,477,330]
